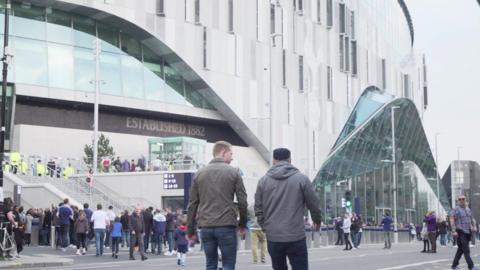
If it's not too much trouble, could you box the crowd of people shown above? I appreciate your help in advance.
[2,198,196,267]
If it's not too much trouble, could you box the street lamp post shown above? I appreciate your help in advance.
[434,133,440,215]
[390,106,400,244]
[269,33,282,166]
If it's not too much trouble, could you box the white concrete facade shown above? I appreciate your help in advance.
[13,0,426,178]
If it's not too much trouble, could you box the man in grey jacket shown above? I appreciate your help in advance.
[187,140,248,270]
[255,148,322,270]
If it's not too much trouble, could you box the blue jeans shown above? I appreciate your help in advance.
[94,229,106,255]
[167,231,174,252]
[267,238,308,270]
[201,226,237,270]
[440,233,447,245]
[122,231,130,247]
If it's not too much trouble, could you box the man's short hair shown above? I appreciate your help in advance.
[273,148,291,161]
[63,198,69,204]
[108,205,113,210]
[97,204,102,210]
[83,203,89,209]
[212,141,232,156]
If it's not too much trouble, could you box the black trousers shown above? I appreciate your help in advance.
[452,231,474,269]
[335,230,344,245]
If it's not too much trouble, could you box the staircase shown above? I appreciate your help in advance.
[17,174,154,212]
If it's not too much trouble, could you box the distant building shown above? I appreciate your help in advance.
[442,161,480,221]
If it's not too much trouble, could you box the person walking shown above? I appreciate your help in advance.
[187,140,248,270]
[248,205,267,264]
[91,204,109,256]
[111,217,122,259]
[450,195,478,270]
[74,210,88,255]
[174,219,189,267]
[254,148,322,270]
[342,213,353,251]
[381,212,393,249]
[143,207,154,253]
[105,206,116,248]
[129,206,148,261]
[424,211,438,253]
[121,210,130,248]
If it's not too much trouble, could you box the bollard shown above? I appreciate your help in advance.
[30,224,40,246]
[313,231,321,247]
[51,226,56,249]
[305,231,313,248]
[244,231,251,250]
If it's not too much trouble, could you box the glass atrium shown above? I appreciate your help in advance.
[313,86,450,226]
[0,1,214,109]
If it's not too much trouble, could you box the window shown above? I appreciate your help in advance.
[270,4,275,34]
[351,40,357,76]
[46,8,72,45]
[48,43,74,89]
[339,3,346,33]
[15,37,48,86]
[282,49,286,87]
[156,0,165,16]
[344,36,350,72]
[350,10,355,39]
[228,0,233,32]
[326,0,333,28]
[297,0,303,14]
[195,0,200,24]
[73,14,96,48]
[121,32,141,60]
[327,66,332,100]
[203,26,208,69]
[402,74,410,98]
[381,58,386,90]
[316,0,321,24]
[299,55,304,92]
[339,35,344,71]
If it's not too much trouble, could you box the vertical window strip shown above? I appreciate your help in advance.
[156,0,165,16]
[203,26,207,69]
[195,0,200,24]
[327,66,332,100]
[282,49,286,87]
[228,0,233,32]
[326,0,333,28]
[299,55,304,92]
[270,4,275,34]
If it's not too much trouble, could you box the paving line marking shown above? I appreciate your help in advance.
[376,259,450,270]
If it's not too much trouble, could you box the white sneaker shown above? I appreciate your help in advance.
[76,249,81,255]
[82,248,86,255]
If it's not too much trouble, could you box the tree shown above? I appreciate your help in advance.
[84,134,115,169]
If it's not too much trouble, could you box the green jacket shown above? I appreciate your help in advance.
[187,158,248,235]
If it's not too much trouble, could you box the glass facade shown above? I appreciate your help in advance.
[313,87,450,226]
[1,2,214,110]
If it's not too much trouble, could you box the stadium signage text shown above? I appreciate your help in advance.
[126,117,206,137]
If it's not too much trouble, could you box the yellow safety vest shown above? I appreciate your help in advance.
[63,166,75,179]
[36,163,46,176]
[10,152,20,166]
[20,161,28,174]
[3,164,10,172]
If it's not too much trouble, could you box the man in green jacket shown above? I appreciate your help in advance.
[187,141,248,270]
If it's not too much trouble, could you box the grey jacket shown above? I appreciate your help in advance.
[187,158,248,236]
[254,161,322,242]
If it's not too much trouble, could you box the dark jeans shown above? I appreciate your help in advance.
[344,233,352,249]
[76,233,86,249]
[267,238,308,270]
[112,237,120,254]
[144,231,151,252]
[130,233,146,258]
[14,228,24,254]
[201,226,237,270]
[452,231,474,269]
[122,231,130,247]
[60,224,70,248]
[335,230,343,245]
[151,233,164,254]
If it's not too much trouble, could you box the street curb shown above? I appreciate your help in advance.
[0,259,74,269]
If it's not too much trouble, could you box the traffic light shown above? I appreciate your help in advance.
[345,190,352,209]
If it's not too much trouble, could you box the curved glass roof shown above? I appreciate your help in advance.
[314,88,450,210]
[0,1,214,110]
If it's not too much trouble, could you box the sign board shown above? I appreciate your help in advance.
[163,173,185,189]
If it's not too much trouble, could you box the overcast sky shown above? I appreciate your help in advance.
[405,0,480,175]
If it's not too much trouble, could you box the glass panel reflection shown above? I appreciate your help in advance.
[48,43,74,89]
[14,37,47,85]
